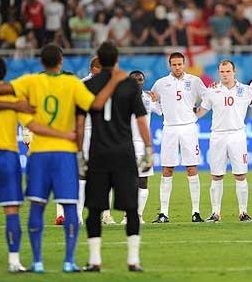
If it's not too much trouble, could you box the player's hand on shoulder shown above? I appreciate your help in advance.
[111,67,128,83]
[208,81,219,88]
[77,151,88,180]
[146,90,159,102]
[139,146,153,173]
[15,99,36,113]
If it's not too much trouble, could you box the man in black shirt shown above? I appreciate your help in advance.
[82,41,153,272]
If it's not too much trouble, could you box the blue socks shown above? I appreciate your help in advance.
[63,204,79,263]
[5,214,21,252]
[28,202,45,263]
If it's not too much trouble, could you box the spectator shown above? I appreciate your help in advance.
[51,28,71,48]
[173,11,191,47]
[91,10,109,48]
[69,4,93,49]
[14,29,38,58]
[209,4,232,54]
[130,7,150,47]
[150,5,175,46]
[108,6,131,47]
[44,0,65,44]
[188,8,210,46]
[0,11,22,49]
[21,0,45,47]
[231,4,251,47]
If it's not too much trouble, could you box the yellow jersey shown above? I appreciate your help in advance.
[11,71,95,152]
[0,95,24,152]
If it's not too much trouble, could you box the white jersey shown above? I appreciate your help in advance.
[131,90,162,156]
[151,72,207,126]
[201,81,252,132]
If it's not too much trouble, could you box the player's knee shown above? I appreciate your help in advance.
[186,166,198,176]
[234,174,246,181]
[162,167,174,177]
[212,175,224,181]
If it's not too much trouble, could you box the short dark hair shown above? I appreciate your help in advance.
[41,43,63,68]
[169,52,185,64]
[129,70,145,78]
[0,57,6,80]
[218,60,236,71]
[97,41,118,67]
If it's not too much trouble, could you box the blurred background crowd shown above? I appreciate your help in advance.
[1,0,252,57]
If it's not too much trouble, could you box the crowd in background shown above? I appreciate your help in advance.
[1,0,252,57]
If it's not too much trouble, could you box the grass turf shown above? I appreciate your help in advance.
[0,171,252,282]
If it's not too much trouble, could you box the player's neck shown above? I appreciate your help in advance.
[222,80,236,89]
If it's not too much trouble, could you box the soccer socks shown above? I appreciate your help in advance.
[87,237,102,265]
[127,235,140,265]
[138,188,149,217]
[28,202,45,263]
[210,179,223,215]
[77,180,86,223]
[188,175,200,214]
[63,204,79,263]
[56,203,64,217]
[6,214,21,256]
[235,179,249,214]
[160,176,173,216]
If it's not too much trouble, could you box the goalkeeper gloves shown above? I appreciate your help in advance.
[138,146,153,173]
[77,151,88,180]
[22,127,32,148]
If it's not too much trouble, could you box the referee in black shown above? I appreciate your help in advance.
[81,41,153,272]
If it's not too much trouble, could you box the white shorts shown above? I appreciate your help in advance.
[209,129,248,175]
[136,155,154,177]
[161,123,200,167]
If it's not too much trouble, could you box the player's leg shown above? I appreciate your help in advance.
[52,152,80,272]
[206,132,227,222]
[113,169,143,271]
[153,126,177,223]
[26,153,52,272]
[137,177,149,223]
[229,130,251,221]
[83,170,110,272]
[84,207,103,272]
[77,179,86,224]
[0,151,26,272]
[180,123,203,222]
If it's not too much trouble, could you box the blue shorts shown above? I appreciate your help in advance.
[0,150,23,206]
[26,152,79,204]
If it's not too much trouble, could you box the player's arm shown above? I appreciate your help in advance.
[90,68,128,110]
[26,120,76,142]
[76,114,85,151]
[0,99,35,113]
[0,83,14,95]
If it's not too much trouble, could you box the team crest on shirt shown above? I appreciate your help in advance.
[184,81,191,91]
[236,86,244,97]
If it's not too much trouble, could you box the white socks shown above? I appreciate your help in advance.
[88,237,102,265]
[210,179,223,215]
[160,176,173,216]
[138,188,149,217]
[56,203,64,217]
[127,235,140,265]
[77,180,86,223]
[236,179,248,214]
[8,252,19,265]
[188,175,200,214]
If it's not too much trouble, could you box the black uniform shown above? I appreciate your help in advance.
[83,69,147,211]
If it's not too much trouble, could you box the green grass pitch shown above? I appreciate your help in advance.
[1,171,252,282]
